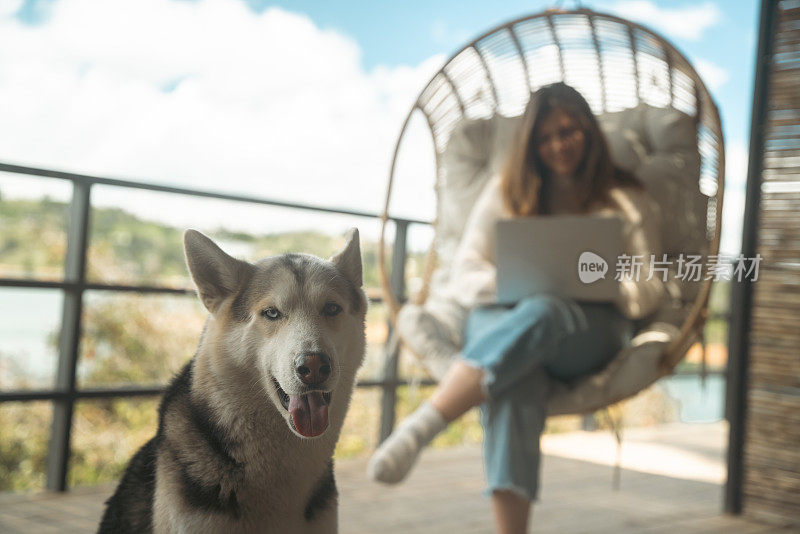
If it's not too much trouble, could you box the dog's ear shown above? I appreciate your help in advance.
[184,229,250,314]
[330,227,362,288]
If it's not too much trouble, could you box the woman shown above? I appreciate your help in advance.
[367,82,665,534]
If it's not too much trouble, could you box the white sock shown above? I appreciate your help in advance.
[366,401,447,484]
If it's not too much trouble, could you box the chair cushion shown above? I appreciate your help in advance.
[436,115,521,262]
[599,105,707,259]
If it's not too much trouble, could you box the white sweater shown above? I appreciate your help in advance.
[443,175,666,320]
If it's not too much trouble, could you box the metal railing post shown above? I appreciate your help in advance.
[46,181,91,492]
[378,220,408,443]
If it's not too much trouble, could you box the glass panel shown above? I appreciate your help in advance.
[335,387,381,459]
[705,280,729,368]
[77,292,205,388]
[87,185,383,292]
[0,401,52,493]
[404,223,434,302]
[69,390,402,486]
[379,220,434,305]
[69,398,159,488]
[358,301,389,382]
[398,345,435,381]
[0,288,62,390]
[0,172,70,281]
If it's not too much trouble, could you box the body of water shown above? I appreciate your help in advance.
[661,374,726,423]
[0,288,62,388]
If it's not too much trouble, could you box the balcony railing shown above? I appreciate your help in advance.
[0,161,434,492]
[0,161,730,493]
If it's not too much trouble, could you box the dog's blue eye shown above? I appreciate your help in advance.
[261,307,282,320]
[323,303,342,317]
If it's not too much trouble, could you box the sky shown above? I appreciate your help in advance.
[0,0,761,255]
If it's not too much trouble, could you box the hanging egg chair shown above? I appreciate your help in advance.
[378,7,724,416]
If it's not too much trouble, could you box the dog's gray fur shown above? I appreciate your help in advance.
[98,229,367,533]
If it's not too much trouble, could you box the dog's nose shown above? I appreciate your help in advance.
[295,352,331,386]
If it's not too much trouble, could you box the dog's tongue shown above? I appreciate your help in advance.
[288,392,329,437]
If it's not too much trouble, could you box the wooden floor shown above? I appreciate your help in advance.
[0,423,793,533]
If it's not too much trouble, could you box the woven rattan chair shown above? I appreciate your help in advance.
[378,8,724,416]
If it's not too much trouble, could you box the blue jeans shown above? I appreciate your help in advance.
[461,293,633,501]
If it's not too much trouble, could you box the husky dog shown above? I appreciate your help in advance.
[98,228,367,534]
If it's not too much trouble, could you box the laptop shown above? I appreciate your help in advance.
[494,214,624,304]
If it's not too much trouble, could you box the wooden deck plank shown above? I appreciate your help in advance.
[0,423,793,533]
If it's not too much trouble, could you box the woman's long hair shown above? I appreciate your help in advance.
[499,82,642,216]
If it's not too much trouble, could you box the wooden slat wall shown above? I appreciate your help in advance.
[743,0,800,525]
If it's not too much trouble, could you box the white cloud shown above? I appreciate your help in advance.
[0,0,23,18]
[694,58,729,92]
[608,1,721,41]
[0,0,443,241]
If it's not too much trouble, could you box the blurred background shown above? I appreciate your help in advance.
[0,0,796,532]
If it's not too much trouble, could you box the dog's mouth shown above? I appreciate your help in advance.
[272,378,332,438]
